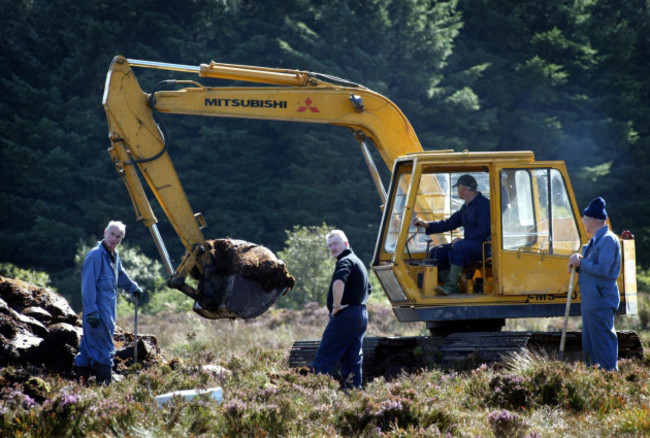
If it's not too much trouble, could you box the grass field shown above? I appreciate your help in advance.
[2,302,650,437]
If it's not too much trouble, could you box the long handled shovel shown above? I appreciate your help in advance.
[559,267,577,359]
[133,296,139,364]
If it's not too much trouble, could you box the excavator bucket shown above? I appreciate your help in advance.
[194,271,288,319]
[191,238,295,319]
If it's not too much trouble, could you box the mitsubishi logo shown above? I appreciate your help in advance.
[297,98,320,113]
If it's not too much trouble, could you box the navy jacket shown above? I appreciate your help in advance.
[327,249,371,312]
[425,192,491,242]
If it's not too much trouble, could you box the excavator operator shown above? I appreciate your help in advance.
[412,174,491,295]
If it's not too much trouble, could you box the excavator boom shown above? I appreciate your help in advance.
[102,55,422,319]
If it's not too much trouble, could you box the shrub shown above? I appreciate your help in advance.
[619,405,650,435]
[487,409,531,438]
[0,262,51,288]
[487,374,532,410]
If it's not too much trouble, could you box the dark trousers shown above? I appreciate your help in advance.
[311,305,368,389]
[430,240,484,269]
[75,362,112,385]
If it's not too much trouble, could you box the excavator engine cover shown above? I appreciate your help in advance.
[192,239,295,319]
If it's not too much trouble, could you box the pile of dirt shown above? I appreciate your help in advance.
[0,276,160,377]
[205,238,295,292]
[192,238,296,319]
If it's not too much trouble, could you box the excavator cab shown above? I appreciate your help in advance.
[373,151,638,332]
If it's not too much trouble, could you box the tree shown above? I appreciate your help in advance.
[0,263,52,289]
[276,224,335,308]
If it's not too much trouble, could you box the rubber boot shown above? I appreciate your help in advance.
[435,264,463,295]
[437,269,449,285]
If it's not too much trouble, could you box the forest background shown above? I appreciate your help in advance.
[2,0,650,311]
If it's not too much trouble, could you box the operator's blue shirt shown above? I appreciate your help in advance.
[424,191,491,242]
[75,241,139,367]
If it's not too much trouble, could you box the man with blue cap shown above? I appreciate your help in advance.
[568,197,621,371]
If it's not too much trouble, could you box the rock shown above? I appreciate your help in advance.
[0,277,33,309]
[0,312,17,338]
[0,275,160,377]
[0,297,11,315]
[201,364,232,378]
[23,376,51,402]
[113,326,161,370]
[46,323,82,347]
[9,326,43,355]
[13,309,48,338]
[23,306,53,323]
[35,287,79,325]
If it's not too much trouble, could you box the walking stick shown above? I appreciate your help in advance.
[559,267,577,358]
[133,296,139,364]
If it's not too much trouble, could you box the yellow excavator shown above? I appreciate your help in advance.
[103,56,642,373]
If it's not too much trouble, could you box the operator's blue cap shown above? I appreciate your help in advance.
[583,197,607,220]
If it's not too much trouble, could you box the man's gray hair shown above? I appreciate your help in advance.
[326,229,349,244]
[106,220,127,234]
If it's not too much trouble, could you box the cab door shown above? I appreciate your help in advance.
[496,164,582,295]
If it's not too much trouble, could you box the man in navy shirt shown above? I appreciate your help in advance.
[311,230,371,389]
[413,174,491,295]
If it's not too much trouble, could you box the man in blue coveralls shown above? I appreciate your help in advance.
[311,230,371,389]
[568,197,621,371]
[412,174,491,295]
[74,220,144,384]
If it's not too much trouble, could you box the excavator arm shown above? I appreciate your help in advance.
[102,55,422,318]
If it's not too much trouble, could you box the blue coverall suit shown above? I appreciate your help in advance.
[578,225,621,371]
[75,241,139,381]
[311,248,371,389]
[425,192,491,269]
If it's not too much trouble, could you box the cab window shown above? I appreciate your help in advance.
[501,168,580,254]
[383,171,489,254]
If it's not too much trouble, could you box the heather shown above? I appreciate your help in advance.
[2,303,650,437]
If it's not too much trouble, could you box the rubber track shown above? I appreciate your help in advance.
[289,331,643,382]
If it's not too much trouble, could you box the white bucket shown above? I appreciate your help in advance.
[155,387,223,406]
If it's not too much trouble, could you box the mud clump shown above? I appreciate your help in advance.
[191,239,296,319]
[0,276,160,378]
[205,238,295,292]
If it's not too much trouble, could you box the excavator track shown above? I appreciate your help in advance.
[289,331,643,382]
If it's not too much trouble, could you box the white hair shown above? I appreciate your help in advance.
[105,220,127,235]
[326,229,349,244]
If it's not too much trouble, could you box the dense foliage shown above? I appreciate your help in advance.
[2,0,650,296]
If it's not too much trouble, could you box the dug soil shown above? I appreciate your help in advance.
[0,276,160,378]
